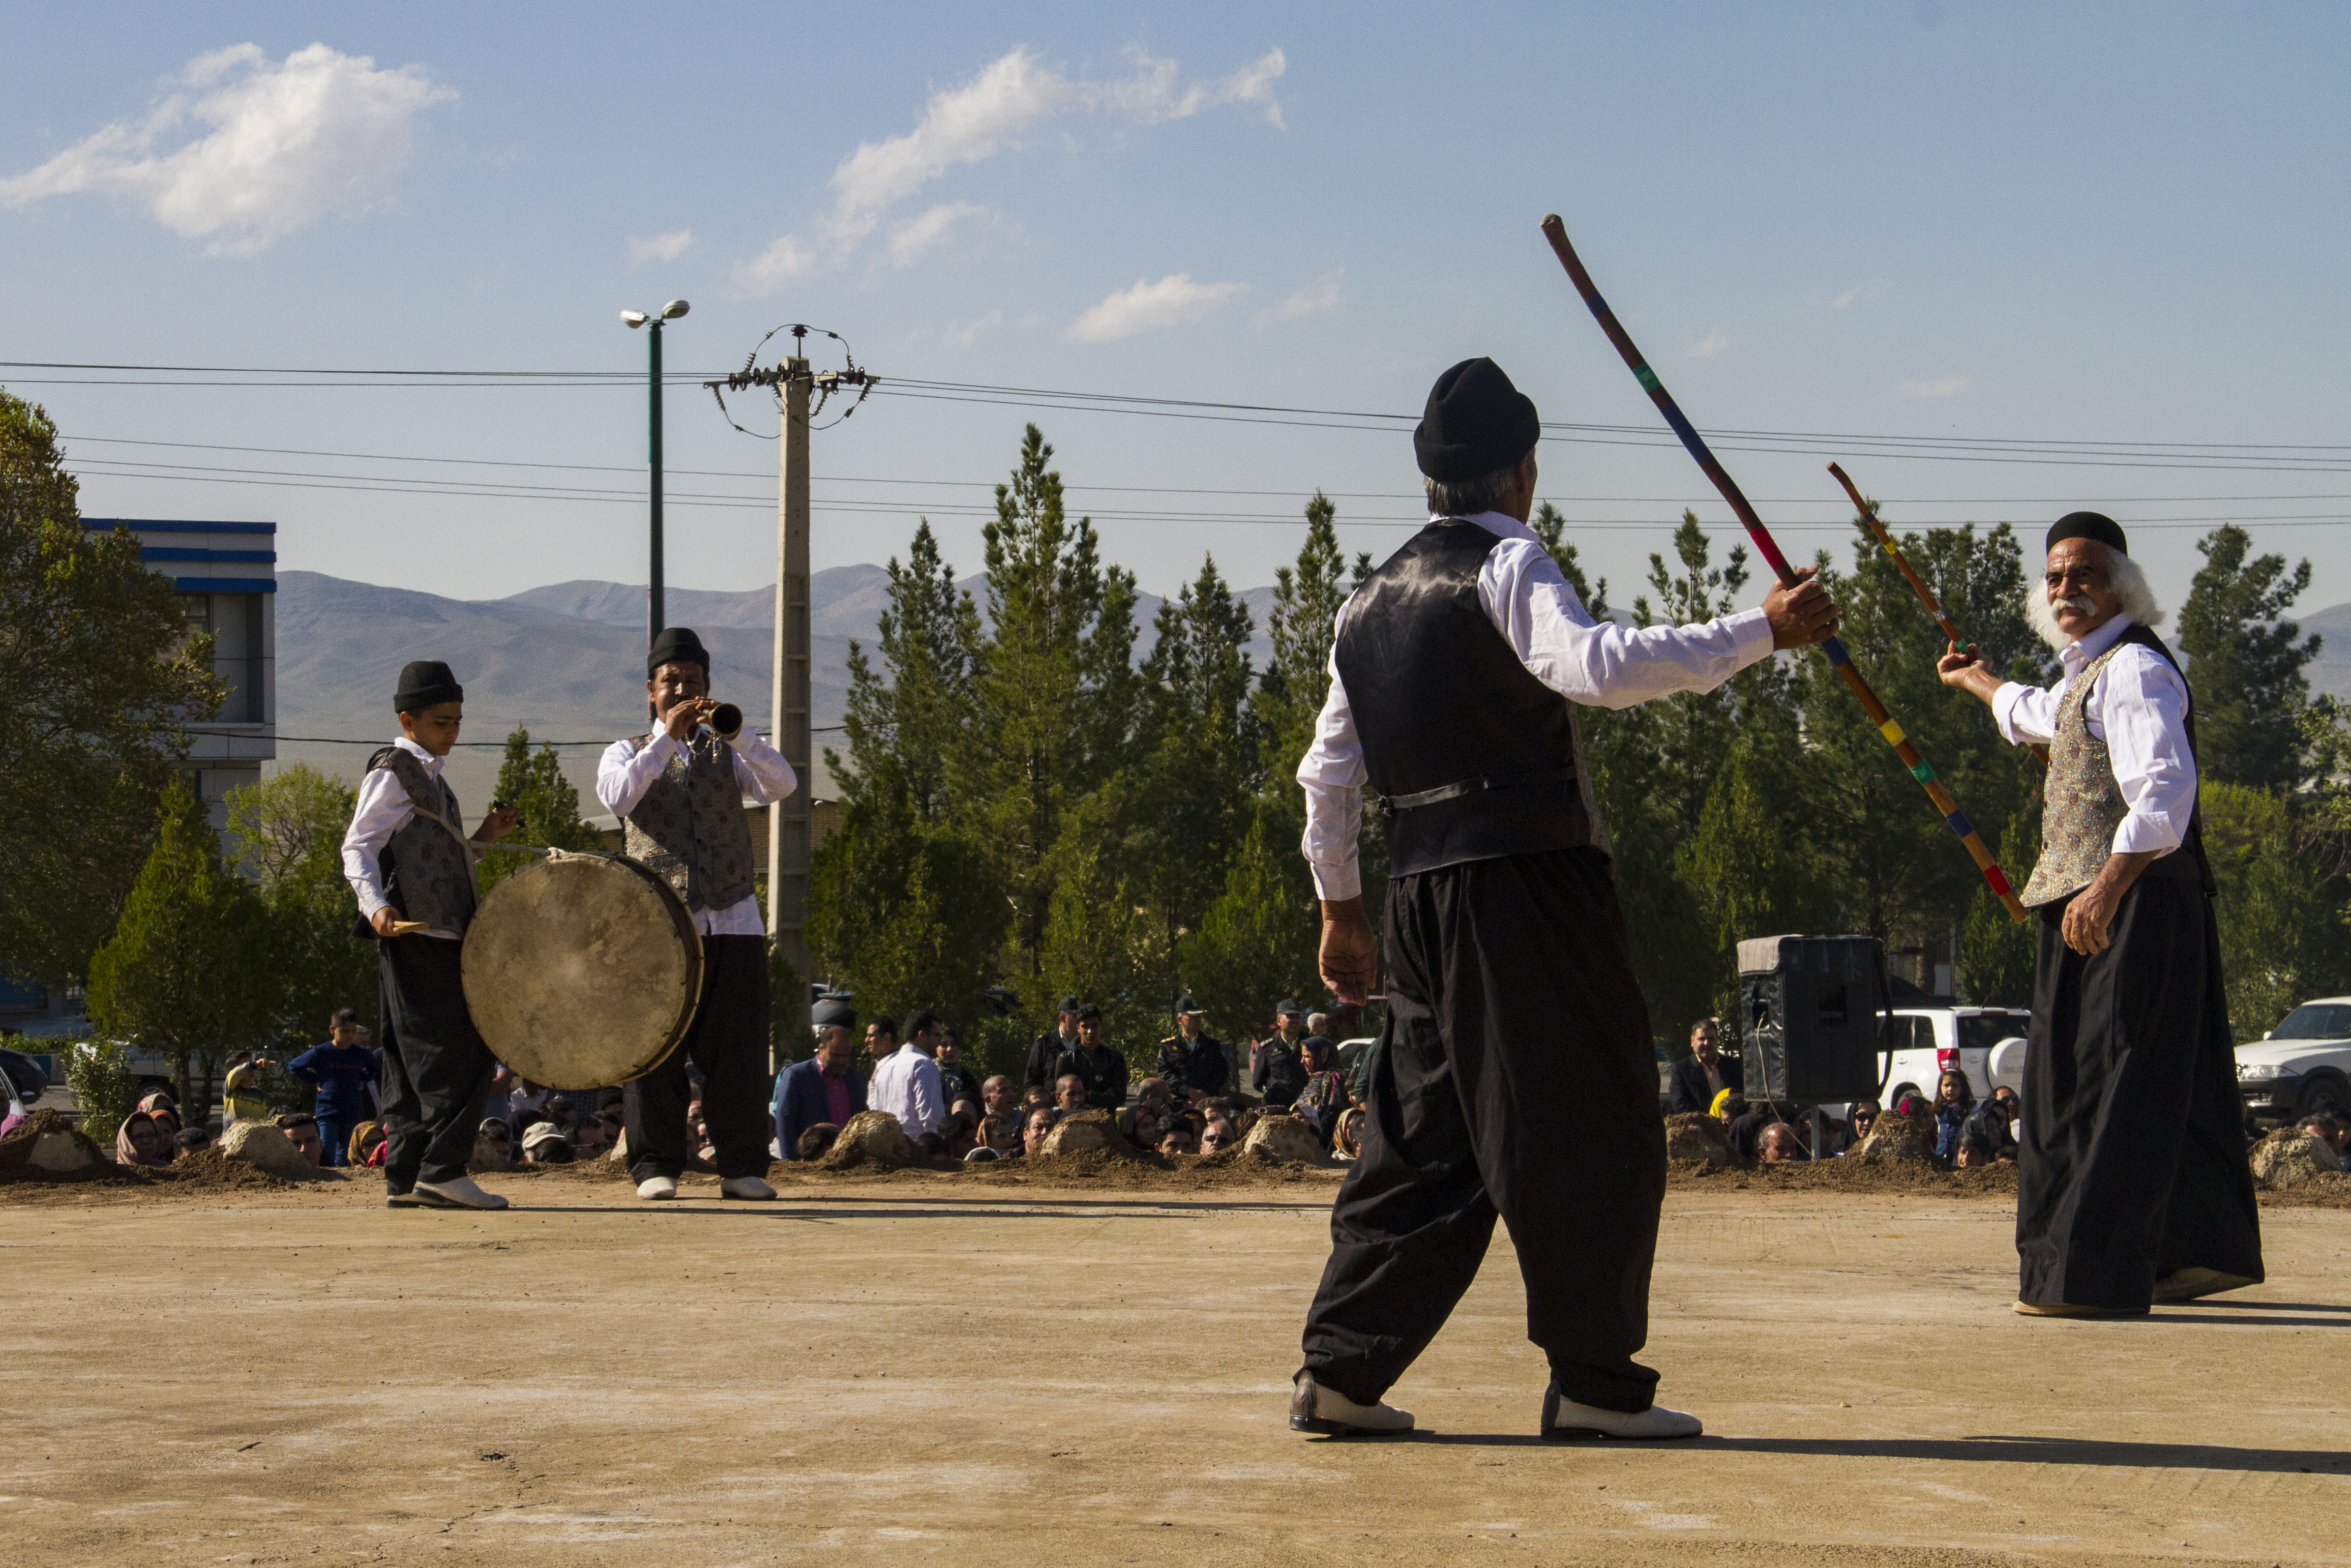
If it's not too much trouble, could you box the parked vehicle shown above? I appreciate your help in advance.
[2235,997,2351,1124]
[1879,1008,2033,1109]
[0,1045,49,1104]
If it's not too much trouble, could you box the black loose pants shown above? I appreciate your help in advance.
[1300,846,1666,1413]
[625,933,773,1182]
[377,935,499,1191]
[2018,878,2263,1310]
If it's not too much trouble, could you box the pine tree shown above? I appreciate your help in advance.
[2177,524,2320,792]
[1178,806,1320,1041]
[224,763,376,1043]
[85,778,275,1117]
[836,519,979,823]
[1958,804,2040,1006]
[1530,500,1611,617]
[478,729,602,891]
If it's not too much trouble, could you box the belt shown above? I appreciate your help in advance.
[1377,767,1579,816]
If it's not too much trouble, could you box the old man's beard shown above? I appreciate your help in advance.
[2029,590,2098,650]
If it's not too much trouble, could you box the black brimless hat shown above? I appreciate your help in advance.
[2046,512,2129,558]
[647,626,712,677]
[393,660,463,712]
[1414,358,1541,483]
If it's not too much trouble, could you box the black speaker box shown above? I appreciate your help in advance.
[1737,934,1890,1103]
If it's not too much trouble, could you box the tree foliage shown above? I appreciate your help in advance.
[0,390,225,985]
[478,727,603,891]
[2177,524,2320,792]
[225,763,376,1045]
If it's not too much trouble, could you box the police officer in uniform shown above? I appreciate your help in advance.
[1156,995,1230,1099]
[1249,999,1312,1109]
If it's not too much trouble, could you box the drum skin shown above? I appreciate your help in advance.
[462,852,704,1090]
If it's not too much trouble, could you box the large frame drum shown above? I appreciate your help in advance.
[462,851,704,1090]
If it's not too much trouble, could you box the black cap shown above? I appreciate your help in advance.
[1174,993,1204,1016]
[648,626,712,677]
[1058,995,1084,1016]
[394,660,463,712]
[2046,512,2129,558]
[1414,358,1541,483]
[1274,997,1305,1017]
[813,996,856,1030]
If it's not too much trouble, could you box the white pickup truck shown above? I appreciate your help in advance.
[1877,1007,2033,1109]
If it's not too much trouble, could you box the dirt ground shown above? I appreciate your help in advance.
[2,1163,2343,1568]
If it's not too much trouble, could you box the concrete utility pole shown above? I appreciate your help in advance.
[767,357,813,1064]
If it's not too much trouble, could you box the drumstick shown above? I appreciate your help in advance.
[386,920,431,936]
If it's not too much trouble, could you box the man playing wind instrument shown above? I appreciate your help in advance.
[1288,358,1841,1440]
[1939,512,2261,1316]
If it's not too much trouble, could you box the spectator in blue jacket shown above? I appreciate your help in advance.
[776,999,868,1159]
[289,1009,380,1167]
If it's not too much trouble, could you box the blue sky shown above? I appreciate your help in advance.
[5,2,2348,618]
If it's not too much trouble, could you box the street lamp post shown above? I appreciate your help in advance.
[621,299,690,645]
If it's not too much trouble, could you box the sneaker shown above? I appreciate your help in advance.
[1289,1372,1413,1436]
[411,1176,509,1211]
[1543,1384,1702,1440]
[2152,1268,2256,1304]
[719,1175,776,1200]
[636,1175,679,1201]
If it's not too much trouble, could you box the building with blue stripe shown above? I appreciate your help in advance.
[83,519,277,826]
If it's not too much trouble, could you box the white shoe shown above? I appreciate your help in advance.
[719,1175,776,1200]
[1290,1372,1414,1436]
[411,1176,509,1211]
[636,1175,678,1201]
[1543,1383,1702,1440]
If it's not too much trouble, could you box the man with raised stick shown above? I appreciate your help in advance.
[1289,358,1841,1439]
[1938,513,2261,1315]
[598,627,799,1202]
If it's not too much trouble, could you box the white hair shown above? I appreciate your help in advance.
[2030,544,2163,650]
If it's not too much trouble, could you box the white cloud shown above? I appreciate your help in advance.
[0,42,455,254]
[626,229,692,267]
[734,233,816,293]
[738,44,1285,292]
[1255,270,1343,326]
[1685,328,1729,359]
[944,309,1003,348]
[886,201,990,267]
[1830,286,1861,309]
[1068,274,1246,342]
[1900,374,1972,399]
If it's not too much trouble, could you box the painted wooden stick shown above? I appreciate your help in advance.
[1538,214,2028,923]
[1827,460,2049,770]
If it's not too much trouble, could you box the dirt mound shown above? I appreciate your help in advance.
[817,1110,925,1171]
[1040,1108,1122,1157]
[1663,1113,1734,1170]
[956,1144,1346,1191]
[155,1146,347,1193]
[0,1108,122,1182]
[1671,1152,2019,1198]
[1847,1106,1937,1166]
[1241,1113,1327,1164]
[221,1120,321,1178]
[2250,1128,2342,1190]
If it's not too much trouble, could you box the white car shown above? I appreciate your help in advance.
[2234,996,2351,1125]
[1877,1007,2033,1110]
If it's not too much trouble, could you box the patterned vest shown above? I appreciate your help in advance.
[623,728,757,913]
[2019,625,2210,908]
[368,746,480,935]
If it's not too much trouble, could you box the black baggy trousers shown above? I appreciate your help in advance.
[2018,878,2263,1310]
[625,933,773,1182]
[377,935,499,1191]
[1300,846,1666,1413]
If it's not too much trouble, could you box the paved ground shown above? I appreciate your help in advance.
[2,1180,2342,1566]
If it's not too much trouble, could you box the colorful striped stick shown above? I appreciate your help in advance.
[1826,460,2049,770]
[1539,214,2027,923]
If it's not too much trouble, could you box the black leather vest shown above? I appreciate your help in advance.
[1334,519,1593,877]
[2083,623,2212,892]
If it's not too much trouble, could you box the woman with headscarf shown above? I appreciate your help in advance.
[137,1091,183,1144]
[115,1110,175,1168]
[347,1121,388,1167]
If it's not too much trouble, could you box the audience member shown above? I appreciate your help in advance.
[797,1123,841,1162]
[1021,1105,1056,1157]
[471,1119,513,1173]
[939,1101,982,1160]
[1158,1126,1198,1157]
[221,1051,273,1123]
[174,1127,212,1158]
[1020,1083,1052,1111]
[115,1110,174,1167]
[1156,996,1230,1099]
[1844,1100,1881,1149]
[2296,1113,2346,1167]
[1054,1073,1089,1112]
[1248,999,1311,1109]
[348,1120,389,1167]
[1931,1069,1975,1165]
[977,1109,1025,1159]
[138,1092,183,1142]
[1757,1122,1810,1163]
[521,1122,573,1164]
[1060,1003,1129,1112]
[981,1074,1015,1116]
[571,1114,610,1161]
[1024,996,1084,1091]
[865,1015,900,1067]
[1199,1118,1234,1157]
[1333,1106,1366,1160]
[288,1008,379,1167]
[871,1009,947,1137]
[1119,1104,1162,1150]
[778,1020,868,1159]
[1290,1036,1351,1143]
[1667,1018,1743,1114]
[935,1028,984,1109]
[274,1112,324,1166]
[1956,1099,2013,1168]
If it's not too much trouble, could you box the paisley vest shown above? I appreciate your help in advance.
[2019,624,2211,907]
[623,728,758,913]
[367,746,479,936]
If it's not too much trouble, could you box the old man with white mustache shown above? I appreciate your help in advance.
[1939,511,2261,1317]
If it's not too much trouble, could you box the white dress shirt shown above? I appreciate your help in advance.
[1298,511,1777,900]
[869,1044,945,1137]
[1990,614,2194,857]
[341,736,467,940]
[596,724,800,936]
